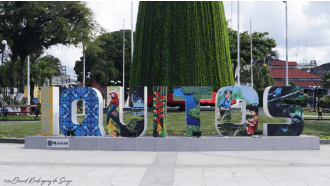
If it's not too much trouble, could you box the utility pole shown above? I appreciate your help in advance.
[27,55,30,106]
[250,18,253,88]
[237,1,240,86]
[83,43,85,87]
[131,2,134,65]
[284,1,288,86]
[123,19,125,106]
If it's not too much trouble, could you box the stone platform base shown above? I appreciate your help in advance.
[24,135,320,151]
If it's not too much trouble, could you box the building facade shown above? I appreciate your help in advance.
[269,61,326,107]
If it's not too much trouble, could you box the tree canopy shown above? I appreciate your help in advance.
[228,26,277,80]
[0,1,100,98]
[74,30,131,89]
[321,72,330,89]
[241,64,276,91]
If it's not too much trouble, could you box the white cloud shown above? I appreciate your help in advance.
[44,1,330,75]
[45,1,139,76]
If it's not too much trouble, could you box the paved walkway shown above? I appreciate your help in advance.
[0,144,330,186]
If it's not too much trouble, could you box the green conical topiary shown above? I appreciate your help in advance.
[130,1,234,94]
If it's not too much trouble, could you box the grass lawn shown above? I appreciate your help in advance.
[0,111,329,139]
[0,114,39,120]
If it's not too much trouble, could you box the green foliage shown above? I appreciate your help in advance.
[242,65,276,92]
[74,30,132,90]
[319,95,330,105]
[186,125,201,137]
[37,103,41,109]
[188,105,200,120]
[0,1,100,94]
[130,2,234,95]
[181,86,212,103]
[228,26,277,80]
[321,72,330,89]
[173,95,184,100]
[288,82,297,86]
[303,93,310,100]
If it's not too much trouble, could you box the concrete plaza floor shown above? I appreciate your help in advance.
[0,144,330,186]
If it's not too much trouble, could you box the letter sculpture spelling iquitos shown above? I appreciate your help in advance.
[173,86,213,137]
[60,87,105,136]
[41,87,59,136]
[153,86,167,137]
[263,86,304,136]
[107,86,147,137]
[215,86,259,137]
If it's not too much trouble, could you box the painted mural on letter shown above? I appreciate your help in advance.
[107,86,146,137]
[60,87,104,136]
[216,86,259,137]
[265,86,304,136]
[173,86,212,137]
[153,86,167,137]
[41,87,53,136]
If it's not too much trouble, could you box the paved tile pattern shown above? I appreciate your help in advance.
[0,144,330,186]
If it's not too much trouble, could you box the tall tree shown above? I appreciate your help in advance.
[37,55,62,86]
[228,27,277,81]
[321,72,330,89]
[130,2,234,94]
[91,60,119,87]
[251,65,276,91]
[0,1,100,100]
[74,30,132,89]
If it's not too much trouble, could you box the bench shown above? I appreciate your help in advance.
[1,105,40,121]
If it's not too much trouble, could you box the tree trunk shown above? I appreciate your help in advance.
[19,54,26,94]
[9,52,18,99]
[30,81,35,104]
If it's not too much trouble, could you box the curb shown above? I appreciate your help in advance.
[320,139,330,144]
[0,138,330,145]
[0,138,25,144]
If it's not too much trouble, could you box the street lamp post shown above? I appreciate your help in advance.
[250,19,253,88]
[284,1,288,86]
[237,1,240,86]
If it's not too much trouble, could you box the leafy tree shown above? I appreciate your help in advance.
[242,65,276,91]
[74,30,132,90]
[0,1,100,99]
[130,1,234,94]
[321,72,330,89]
[90,60,119,87]
[289,82,297,86]
[228,26,277,80]
[319,95,330,105]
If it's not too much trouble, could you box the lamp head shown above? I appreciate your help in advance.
[2,40,7,45]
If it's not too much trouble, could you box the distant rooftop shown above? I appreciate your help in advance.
[271,61,297,66]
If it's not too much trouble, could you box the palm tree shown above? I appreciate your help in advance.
[28,52,43,103]
[91,59,119,87]
[27,54,61,103]
[38,55,62,86]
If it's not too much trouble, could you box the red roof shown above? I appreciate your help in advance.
[270,68,321,78]
[276,81,322,87]
[272,61,297,66]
